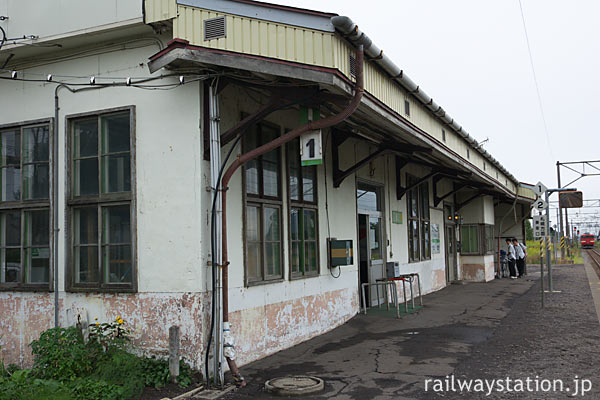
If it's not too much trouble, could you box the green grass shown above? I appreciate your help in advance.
[525,240,586,264]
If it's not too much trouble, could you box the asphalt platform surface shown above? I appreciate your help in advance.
[222,262,600,399]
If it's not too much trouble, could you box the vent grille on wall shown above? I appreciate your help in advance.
[349,54,356,79]
[204,16,226,41]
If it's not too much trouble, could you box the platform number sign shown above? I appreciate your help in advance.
[299,106,323,166]
[300,130,323,166]
[533,198,547,211]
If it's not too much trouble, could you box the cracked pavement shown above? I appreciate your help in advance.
[222,263,600,399]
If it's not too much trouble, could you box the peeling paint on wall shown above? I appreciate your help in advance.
[0,292,211,369]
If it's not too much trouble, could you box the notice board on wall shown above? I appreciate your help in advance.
[431,223,441,254]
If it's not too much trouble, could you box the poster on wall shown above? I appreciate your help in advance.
[431,223,441,254]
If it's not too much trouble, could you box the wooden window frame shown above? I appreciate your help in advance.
[66,106,137,293]
[0,118,53,292]
[286,139,319,280]
[407,174,431,262]
[460,223,494,256]
[242,122,284,286]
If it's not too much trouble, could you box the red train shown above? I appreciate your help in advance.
[581,234,596,249]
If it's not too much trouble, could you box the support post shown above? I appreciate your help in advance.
[169,326,180,383]
[545,190,553,292]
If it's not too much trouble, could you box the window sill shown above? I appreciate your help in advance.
[0,285,52,292]
[246,278,284,288]
[290,272,319,281]
[66,286,137,294]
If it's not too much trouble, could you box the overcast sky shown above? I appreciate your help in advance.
[272,0,600,233]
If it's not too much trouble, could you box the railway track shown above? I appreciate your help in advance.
[585,248,600,279]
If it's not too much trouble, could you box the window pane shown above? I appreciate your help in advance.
[291,242,301,274]
[245,160,259,195]
[420,183,430,219]
[2,212,21,246]
[247,242,261,281]
[102,205,131,244]
[104,244,132,283]
[421,221,431,259]
[264,207,280,242]
[1,167,21,201]
[304,241,317,273]
[3,248,21,282]
[290,208,300,241]
[409,188,418,218]
[74,119,98,158]
[261,126,279,198]
[103,154,131,193]
[289,160,300,202]
[27,210,49,246]
[409,219,419,261]
[263,160,279,197]
[302,166,315,203]
[357,188,379,211]
[74,207,98,245]
[23,126,49,162]
[75,246,98,283]
[304,209,316,241]
[75,158,99,196]
[1,130,20,166]
[246,205,261,281]
[369,217,382,260]
[27,247,49,283]
[243,128,259,195]
[101,113,130,154]
[23,164,49,200]
[265,242,281,276]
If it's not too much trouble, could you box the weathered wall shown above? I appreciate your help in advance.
[0,38,211,367]
[461,255,495,282]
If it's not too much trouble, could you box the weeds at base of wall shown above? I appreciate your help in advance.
[0,321,198,400]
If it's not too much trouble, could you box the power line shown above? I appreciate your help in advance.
[518,0,554,158]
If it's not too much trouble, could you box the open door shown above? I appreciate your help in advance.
[357,183,385,307]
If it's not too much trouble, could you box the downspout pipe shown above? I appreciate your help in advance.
[330,16,518,184]
[219,45,364,383]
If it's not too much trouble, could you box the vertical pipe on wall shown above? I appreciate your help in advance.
[208,82,224,386]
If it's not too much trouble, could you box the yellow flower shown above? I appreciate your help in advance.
[116,315,121,320]
[94,317,98,321]
[117,319,124,325]
[96,322,100,326]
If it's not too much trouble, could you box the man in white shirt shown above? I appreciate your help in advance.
[513,239,527,278]
[506,238,517,279]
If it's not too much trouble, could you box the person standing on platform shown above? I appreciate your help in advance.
[506,238,517,279]
[513,238,526,278]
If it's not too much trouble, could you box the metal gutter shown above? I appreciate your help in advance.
[330,16,518,185]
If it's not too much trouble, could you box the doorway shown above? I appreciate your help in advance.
[357,183,385,307]
[444,203,458,282]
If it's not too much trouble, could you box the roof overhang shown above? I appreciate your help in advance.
[148,41,518,199]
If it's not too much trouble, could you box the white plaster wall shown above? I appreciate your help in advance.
[0,40,205,294]
[0,0,142,42]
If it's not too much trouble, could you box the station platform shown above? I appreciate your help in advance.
[223,262,600,399]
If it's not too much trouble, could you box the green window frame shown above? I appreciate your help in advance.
[460,224,494,255]
[243,123,283,284]
[407,174,431,262]
[67,107,136,292]
[0,120,51,290]
[287,139,318,278]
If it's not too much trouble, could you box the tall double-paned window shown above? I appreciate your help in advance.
[287,139,318,278]
[243,123,283,284]
[0,121,51,288]
[406,174,431,262]
[68,108,135,291]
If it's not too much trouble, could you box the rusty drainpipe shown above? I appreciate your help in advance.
[219,45,364,382]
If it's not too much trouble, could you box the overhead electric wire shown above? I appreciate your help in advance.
[518,0,554,158]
